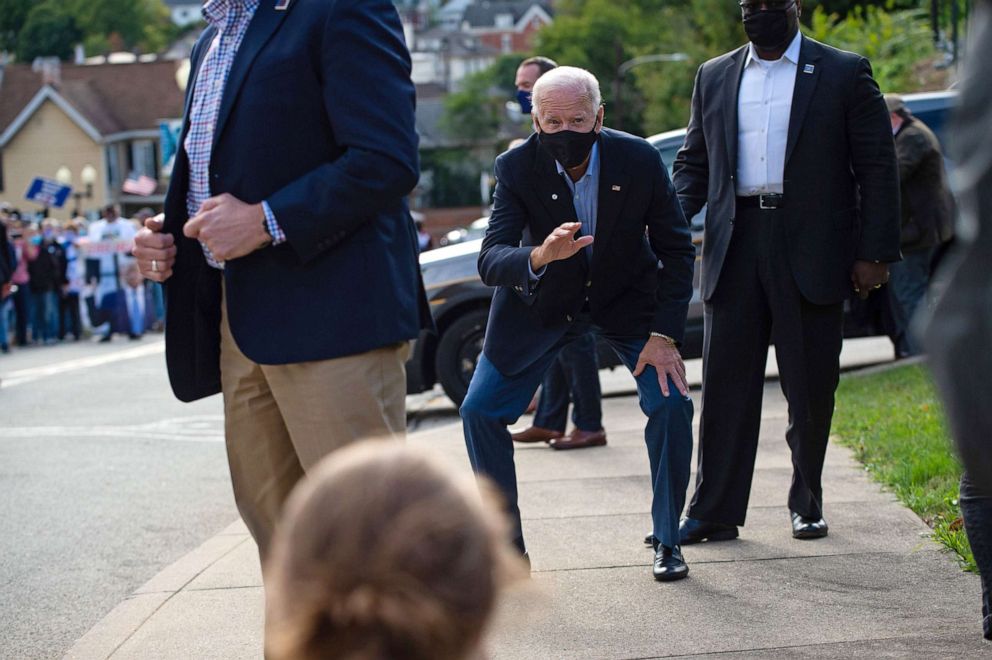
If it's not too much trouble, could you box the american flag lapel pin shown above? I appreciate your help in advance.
[611,185,621,191]
[803,64,815,74]
[274,0,291,10]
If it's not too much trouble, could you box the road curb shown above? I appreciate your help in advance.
[63,528,250,660]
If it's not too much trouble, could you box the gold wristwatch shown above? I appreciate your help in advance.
[649,332,677,346]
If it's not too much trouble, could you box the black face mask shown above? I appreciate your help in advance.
[743,9,793,51]
[538,121,599,169]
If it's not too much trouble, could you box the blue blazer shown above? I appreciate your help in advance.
[480,128,695,376]
[161,0,432,402]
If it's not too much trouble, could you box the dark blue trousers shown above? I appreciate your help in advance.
[461,322,694,553]
[533,331,603,432]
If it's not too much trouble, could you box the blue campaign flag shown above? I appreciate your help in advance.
[25,177,72,208]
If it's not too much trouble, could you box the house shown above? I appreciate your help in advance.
[0,59,185,219]
[460,1,553,54]
[411,27,500,90]
[163,0,203,28]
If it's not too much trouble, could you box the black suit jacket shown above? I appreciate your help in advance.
[480,128,695,376]
[161,0,432,402]
[674,35,901,304]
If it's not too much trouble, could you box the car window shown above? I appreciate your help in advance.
[658,146,679,176]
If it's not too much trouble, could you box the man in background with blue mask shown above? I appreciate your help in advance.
[514,56,556,116]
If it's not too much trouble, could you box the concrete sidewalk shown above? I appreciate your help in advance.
[66,380,987,659]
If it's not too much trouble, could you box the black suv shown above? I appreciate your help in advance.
[407,91,957,405]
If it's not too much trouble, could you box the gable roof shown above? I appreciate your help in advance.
[461,1,552,29]
[0,59,185,147]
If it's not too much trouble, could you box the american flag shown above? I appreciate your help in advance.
[122,175,158,197]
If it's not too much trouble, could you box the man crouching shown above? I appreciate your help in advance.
[460,66,696,581]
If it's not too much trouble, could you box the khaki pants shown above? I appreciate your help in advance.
[219,294,409,559]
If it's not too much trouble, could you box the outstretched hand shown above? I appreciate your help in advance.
[530,222,593,271]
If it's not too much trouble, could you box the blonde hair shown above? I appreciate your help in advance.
[265,442,522,660]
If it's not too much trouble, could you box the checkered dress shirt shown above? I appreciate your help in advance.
[185,0,285,270]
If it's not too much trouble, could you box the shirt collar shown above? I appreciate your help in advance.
[203,0,260,27]
[554,139,601,183]
[745,30,803,68]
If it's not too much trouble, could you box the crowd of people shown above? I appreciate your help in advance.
[0,203,164,354]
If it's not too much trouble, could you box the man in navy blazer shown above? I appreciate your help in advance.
[132,0,431,561]
[460,67,697,581]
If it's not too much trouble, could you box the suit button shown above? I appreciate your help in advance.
[585,280,592,287]
[566,314,573,322]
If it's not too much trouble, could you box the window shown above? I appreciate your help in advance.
[130,140,158,179]
[106,145,120,188]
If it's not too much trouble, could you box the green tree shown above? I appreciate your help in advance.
[440,55,525,143]
[0,0,32,53]
[15,1,82,62]
[808,5,936,91]
[67,0,173,55]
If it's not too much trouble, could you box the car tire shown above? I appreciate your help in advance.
[435,308,489,407]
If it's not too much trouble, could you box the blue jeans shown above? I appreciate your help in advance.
[533,331,603,432]
[0,297,10,349]
[888,247,934,355]
[461,322,694,552]
[31,290,59,342]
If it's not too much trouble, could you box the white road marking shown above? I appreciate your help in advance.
[1,414,225,443]
[0,341,165,388]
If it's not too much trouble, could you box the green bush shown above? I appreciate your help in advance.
[808,4,936,92]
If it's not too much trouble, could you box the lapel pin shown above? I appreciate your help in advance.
[552,193,558,200]
[803,64,815,74]
[611,185,621,191]
[274,0,291,10]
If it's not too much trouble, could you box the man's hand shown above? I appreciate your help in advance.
[1,283,10,300]
[530,222,594,271]
[133,214,176,283]
[183,193,271,263]
[851,260,889,300]
[632,335,689,397]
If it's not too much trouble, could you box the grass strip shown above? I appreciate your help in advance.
[831,363,975,572]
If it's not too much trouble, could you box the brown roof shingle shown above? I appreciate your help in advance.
[0,59,185,140]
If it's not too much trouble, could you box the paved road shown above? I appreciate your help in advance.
[0,334,896,660]
[0,338,235,660]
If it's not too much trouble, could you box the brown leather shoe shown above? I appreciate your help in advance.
[549,428,607,450]
[511,426,563,443]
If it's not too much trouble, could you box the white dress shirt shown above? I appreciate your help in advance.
[736,31,803,196]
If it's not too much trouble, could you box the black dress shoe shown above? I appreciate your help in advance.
[653,545,689,581]
[679,517,739,545]
[791,511,828,539]
[644,533,657,546]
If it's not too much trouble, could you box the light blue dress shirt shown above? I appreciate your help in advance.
[528,141,601,287]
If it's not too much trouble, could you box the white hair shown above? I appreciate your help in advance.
[531,66,602,116]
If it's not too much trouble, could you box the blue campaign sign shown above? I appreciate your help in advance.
[25,177,72,208]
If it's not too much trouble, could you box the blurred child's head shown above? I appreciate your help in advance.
[265,442,521,660]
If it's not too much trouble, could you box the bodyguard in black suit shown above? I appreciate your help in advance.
[673,0,900,542]
[460,67,696,581]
